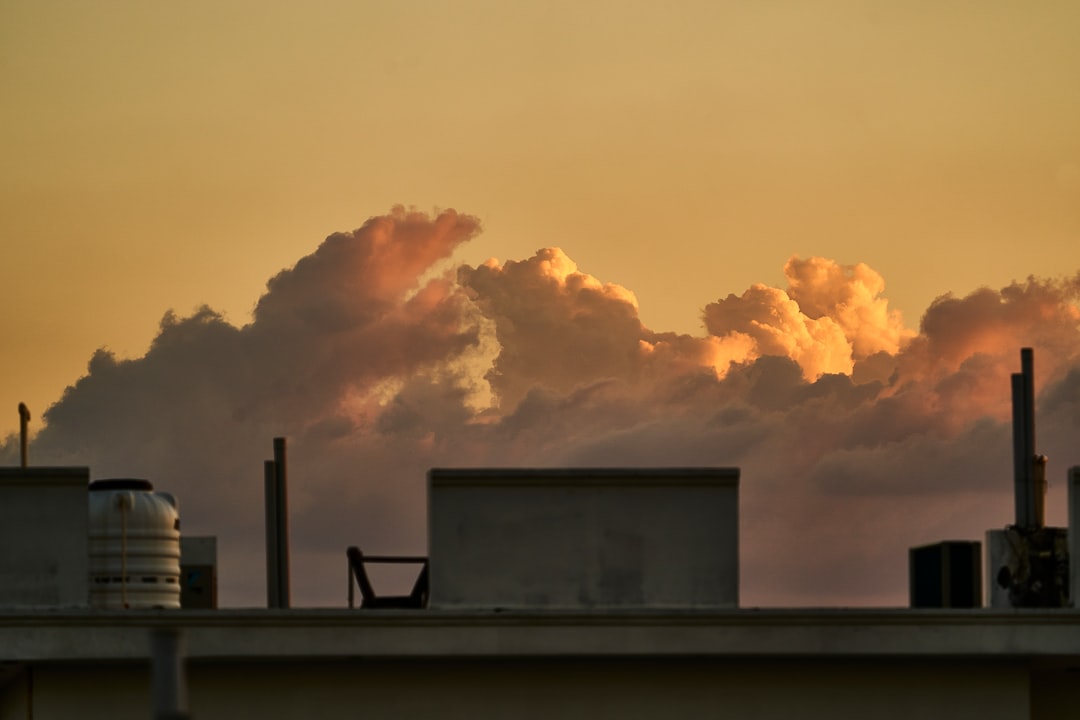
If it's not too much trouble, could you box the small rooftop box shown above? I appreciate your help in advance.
[909,541,982,609]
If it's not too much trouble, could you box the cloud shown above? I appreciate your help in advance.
[4,207,484,603]
[784,256,913,359]
[459,247,754,412]
[4,209,1080,608]
[702,257,913,381]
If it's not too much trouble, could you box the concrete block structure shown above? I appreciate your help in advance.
[0,467,89,608]
[428,467,739,609]
[180,536,218,609]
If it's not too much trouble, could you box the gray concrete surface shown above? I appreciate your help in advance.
[0,468,89,608]
[4,608,1080,661]
[428,467,739,609]
[5,658,1039,720]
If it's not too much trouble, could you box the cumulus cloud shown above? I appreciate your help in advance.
[3,208,484,601]
[703,256,914,381]
[459,247,754,412]
[785,256,911,359]
[4,208,1080,608]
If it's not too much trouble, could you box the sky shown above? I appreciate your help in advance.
[2,2,1079,607]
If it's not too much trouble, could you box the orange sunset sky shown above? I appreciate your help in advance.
[4,1,1079,436]
[2,2,1080,606]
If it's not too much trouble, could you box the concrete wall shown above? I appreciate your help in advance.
[428,468,739,609]
[0,670,29,720]
[1,658,1047,720]
[0,468,89,608]
[1031,668,1080,720]
[3,609,1080,720]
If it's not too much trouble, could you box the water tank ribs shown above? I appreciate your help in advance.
[88,479,181,610]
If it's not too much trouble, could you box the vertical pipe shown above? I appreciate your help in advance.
[1021,348,1044,529]
[151,627,189,720]
[273,437,291,608]
[1021,347,1035,466]
[264,460,279,609]
[1011,373,1031,527]
[1069,467,1080,607]
[1033,455,1047,528]
[17,403,30,468]
[348,560,355,609]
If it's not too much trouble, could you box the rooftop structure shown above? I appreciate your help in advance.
[427,467,739,610]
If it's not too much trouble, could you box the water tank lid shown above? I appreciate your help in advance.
[89,478,154,492]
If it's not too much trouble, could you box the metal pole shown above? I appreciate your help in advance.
[17,403,30,468]
[1022,348,1035,467]
[1032,455,1048,528]
[1021,348,1044,529]
[1011,373,1031,527]
[348,559,355,609]
[1070,467,1080,607]
[1011,348,1041,528]
[151,627,189,720]
[273,437,290,608]
[264,460,279,609]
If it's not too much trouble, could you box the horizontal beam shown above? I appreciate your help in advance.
[5,609,1080,661]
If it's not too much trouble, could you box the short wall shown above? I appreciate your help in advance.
[0,468,89,608]
[428,468,739,609]
[0,669,29,720]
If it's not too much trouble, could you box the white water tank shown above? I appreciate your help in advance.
[88,479,181,609]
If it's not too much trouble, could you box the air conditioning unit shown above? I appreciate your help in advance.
[909,541,982,609]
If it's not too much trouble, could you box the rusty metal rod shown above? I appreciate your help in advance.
[17,403,30,468]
